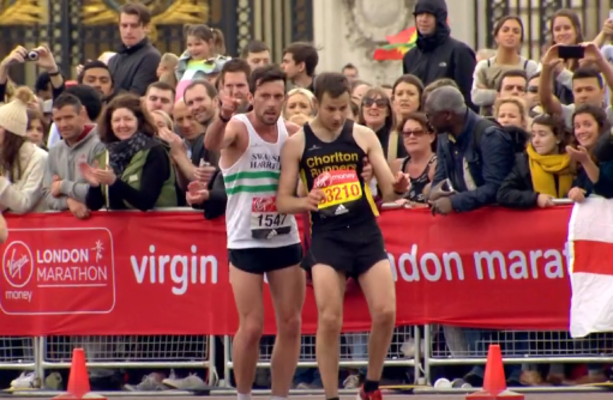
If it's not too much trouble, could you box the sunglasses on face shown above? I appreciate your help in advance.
[362,97,388,108]
[402,129,426,138]
[527,86,538,93]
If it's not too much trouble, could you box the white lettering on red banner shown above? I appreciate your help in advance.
[386,243,568,282]
[130,244,218,295]
[0,228,115,315]
[0,208,574,335]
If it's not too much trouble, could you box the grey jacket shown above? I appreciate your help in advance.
[43,125,106,210]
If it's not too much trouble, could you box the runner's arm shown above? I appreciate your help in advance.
[359,126,405,202]
[277,134,309,214]
[204,113,238,151]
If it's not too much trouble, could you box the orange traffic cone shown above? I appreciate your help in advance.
[53,348,107,399]
[466,345,524,399]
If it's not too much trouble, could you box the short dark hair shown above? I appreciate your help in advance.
[220,58,251,85]
[573,66,604,88]
[313,73,350,102]
[78,60,113,84]
[119,2,151,26]
[496,69,528,92]
[283,42,319,77]
[64,85,103,121]
[250,64,286,93]
[183,79,218,100]
[342,63,357,71]
[392,74,424,98]
[147,81,176,98]
[53,93,83,113]
[241,40,270,58]
[35,72,51,93]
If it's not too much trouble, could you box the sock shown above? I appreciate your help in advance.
[237,392,252,400]
[364,379,379,393]
[327,397,340,400]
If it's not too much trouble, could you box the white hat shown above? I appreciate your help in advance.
[0,87,33,137]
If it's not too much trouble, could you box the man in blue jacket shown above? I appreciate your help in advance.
[424,86,515,214]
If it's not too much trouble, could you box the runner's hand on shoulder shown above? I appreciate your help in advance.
[304,188,323,211]
[361,157,373,182]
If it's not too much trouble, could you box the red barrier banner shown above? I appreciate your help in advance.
[0,207,572,336]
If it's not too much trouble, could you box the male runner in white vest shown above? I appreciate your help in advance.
[204,63,303,400]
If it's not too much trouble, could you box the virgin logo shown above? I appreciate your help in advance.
[2,241,34,288]
[253,196,275,212]
[315,172,331,188]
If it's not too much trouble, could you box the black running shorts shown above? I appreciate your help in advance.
[305,221,388,278]
[229,243,303,275]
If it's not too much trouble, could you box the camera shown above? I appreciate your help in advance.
[27,51,39,62]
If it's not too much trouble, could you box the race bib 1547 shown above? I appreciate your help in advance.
[251,196,291,239]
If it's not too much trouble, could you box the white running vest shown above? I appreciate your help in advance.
[221,114,300,249]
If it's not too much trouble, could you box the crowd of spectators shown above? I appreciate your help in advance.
[1,0,613,393]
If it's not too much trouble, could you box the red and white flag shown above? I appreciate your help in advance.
[569,197,613,338]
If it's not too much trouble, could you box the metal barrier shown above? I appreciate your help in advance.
[223,326,422,388]
[37,335,218,385]
[424,326,613,385]
[0,337,37,372]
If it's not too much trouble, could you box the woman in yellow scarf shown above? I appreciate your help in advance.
[498,114,574,209]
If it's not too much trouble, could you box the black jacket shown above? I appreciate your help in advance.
[192,169,227,220]
[189,134,219,167]
[108,38,160,96]
[497,153,539,209]
[403,0,476,111]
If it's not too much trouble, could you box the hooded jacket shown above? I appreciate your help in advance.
[402,0,477,111]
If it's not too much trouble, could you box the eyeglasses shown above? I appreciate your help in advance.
[362,97,388,108]
[527,86,538,93]
[402,129,426,137]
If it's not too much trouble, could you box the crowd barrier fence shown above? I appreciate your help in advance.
[1,206,612,390]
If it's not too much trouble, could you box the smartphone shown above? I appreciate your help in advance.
[199,158,210,168]
[609,9,613,20]
[558,45,584,59]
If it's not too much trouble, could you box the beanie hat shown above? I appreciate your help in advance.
[0,87,33,137]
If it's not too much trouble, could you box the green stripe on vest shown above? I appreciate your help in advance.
[97,148,177,209]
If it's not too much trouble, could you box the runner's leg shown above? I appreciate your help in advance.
[311,264,346,398]
[357,259,396,386]
[267,265,306,397]
[230,265,265,396]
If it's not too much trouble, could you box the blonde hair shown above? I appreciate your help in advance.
[283,88,316,119]
[14,86,34,105]
[159,71,178,87]
[150,109,174,131]
[160,52,179,69]
[493,96,531,129]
